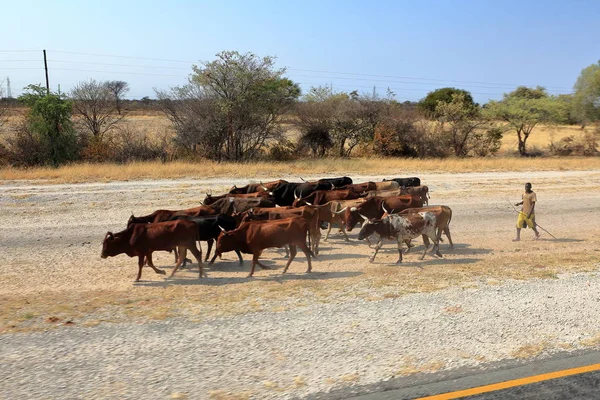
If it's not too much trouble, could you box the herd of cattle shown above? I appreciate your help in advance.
[101,176,454,281]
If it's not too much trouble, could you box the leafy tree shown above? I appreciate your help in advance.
[485,86,563,156]
[71,79,126,141]
[16,84,78,166]
[435,93,499,157]
[105,80,130,115]
[418,87,478,117]
[157,51,300,161]
[572,60,600,127]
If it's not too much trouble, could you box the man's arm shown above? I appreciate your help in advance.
[528,201,535,219]
[515,201,523,206]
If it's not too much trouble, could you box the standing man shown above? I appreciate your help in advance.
[513,182,540,241]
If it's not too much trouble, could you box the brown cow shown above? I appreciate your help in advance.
[101,220,204,281]
[214,217,315,277]
[338,182,377,192]
[228,179,287,194]
[343,196,424,231]
[127,205,219,264]
[314,199,366,241]
[374,181,400,191]
[127,206,218,226]
[365,188,403,199]
[399,186,430,206]
[241,206,321,255]
[293,189,364,207]
[203,191,273,205]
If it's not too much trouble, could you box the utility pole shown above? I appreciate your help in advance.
[6,77,11,98]
[43,49,50,95]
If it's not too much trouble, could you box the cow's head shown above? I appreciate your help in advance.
[101,231,125,258]
[344,206,365,232]
[357,215,380,241]
[127,214,135,226]
[215,225,239,257]
[202,193,216,205]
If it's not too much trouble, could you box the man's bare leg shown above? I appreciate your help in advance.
[513,228,521,242]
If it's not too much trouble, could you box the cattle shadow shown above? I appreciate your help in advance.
[360,242,492,257]
[368,257,483,267]
[133,269,363,287]
[536,238,583,243]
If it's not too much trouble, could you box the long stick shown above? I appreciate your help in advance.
[507,200,557,239]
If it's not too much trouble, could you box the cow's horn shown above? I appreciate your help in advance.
[330,182,334,190]
[218,225,226,232]
[105,232,114,239]
[228,197,234,203]
[300,177,307,182]
[382,204,389,214]
[294,191,299,199]
[233,184,237,189]
[199,201,204,205]
[333,206,348,215]
[358,212,371,223]
[305,201,313,206]
[260,181,268,191]
[268,192,274,196]
[350,207,357,212]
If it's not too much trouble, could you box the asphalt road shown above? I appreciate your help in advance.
[312,349,600,400]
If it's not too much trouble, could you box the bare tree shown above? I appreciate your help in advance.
[71,79,125,141]
[0,84,6,131]
[106,81,130,115]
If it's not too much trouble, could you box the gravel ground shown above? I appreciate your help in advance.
[1,170,600,399]
[2,272,599,399]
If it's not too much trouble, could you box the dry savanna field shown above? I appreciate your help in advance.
[1,167,600,335]
[2,110,600,398]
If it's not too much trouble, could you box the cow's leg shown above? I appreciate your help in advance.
[283,245,297,274]
[324,221,332,241]
[430,234,442,258]
[235,250,244,265]
[299,243,312,273]
[420,236,431,260]
[404,239,414,253]
[136,255,144,282]
[444,227,454,249]
[169,247,187,278]
[370,238,384,263]
[341,223,350,242]
[395,239,404,264]
[205,239,213,262]
[187,243,205,278]
[146,253,166,276]
[249,252,263,277]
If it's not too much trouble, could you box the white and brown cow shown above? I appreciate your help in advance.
[357,212,442,263]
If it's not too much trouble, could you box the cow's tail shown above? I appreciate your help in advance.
[306,222,317,259]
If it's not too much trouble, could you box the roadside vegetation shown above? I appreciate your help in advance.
[0,53,599,180]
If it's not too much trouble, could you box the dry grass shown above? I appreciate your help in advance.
[2,247,597,334]
[2,157,600,184]
[511,342,550,359]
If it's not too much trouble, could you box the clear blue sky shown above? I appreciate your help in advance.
[1,0,598,103]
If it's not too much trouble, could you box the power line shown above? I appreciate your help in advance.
[288,68,572,90]
[50,50,196,64]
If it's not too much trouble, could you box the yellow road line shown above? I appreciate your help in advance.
[416,363,600,400]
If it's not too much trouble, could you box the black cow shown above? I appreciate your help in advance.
[170,214,244,267]
[318,176,353,188]
[383,177,421,187]
[295,182,334,198]
[272,182,303,206]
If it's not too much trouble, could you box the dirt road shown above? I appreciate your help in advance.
[1,170,599,399]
